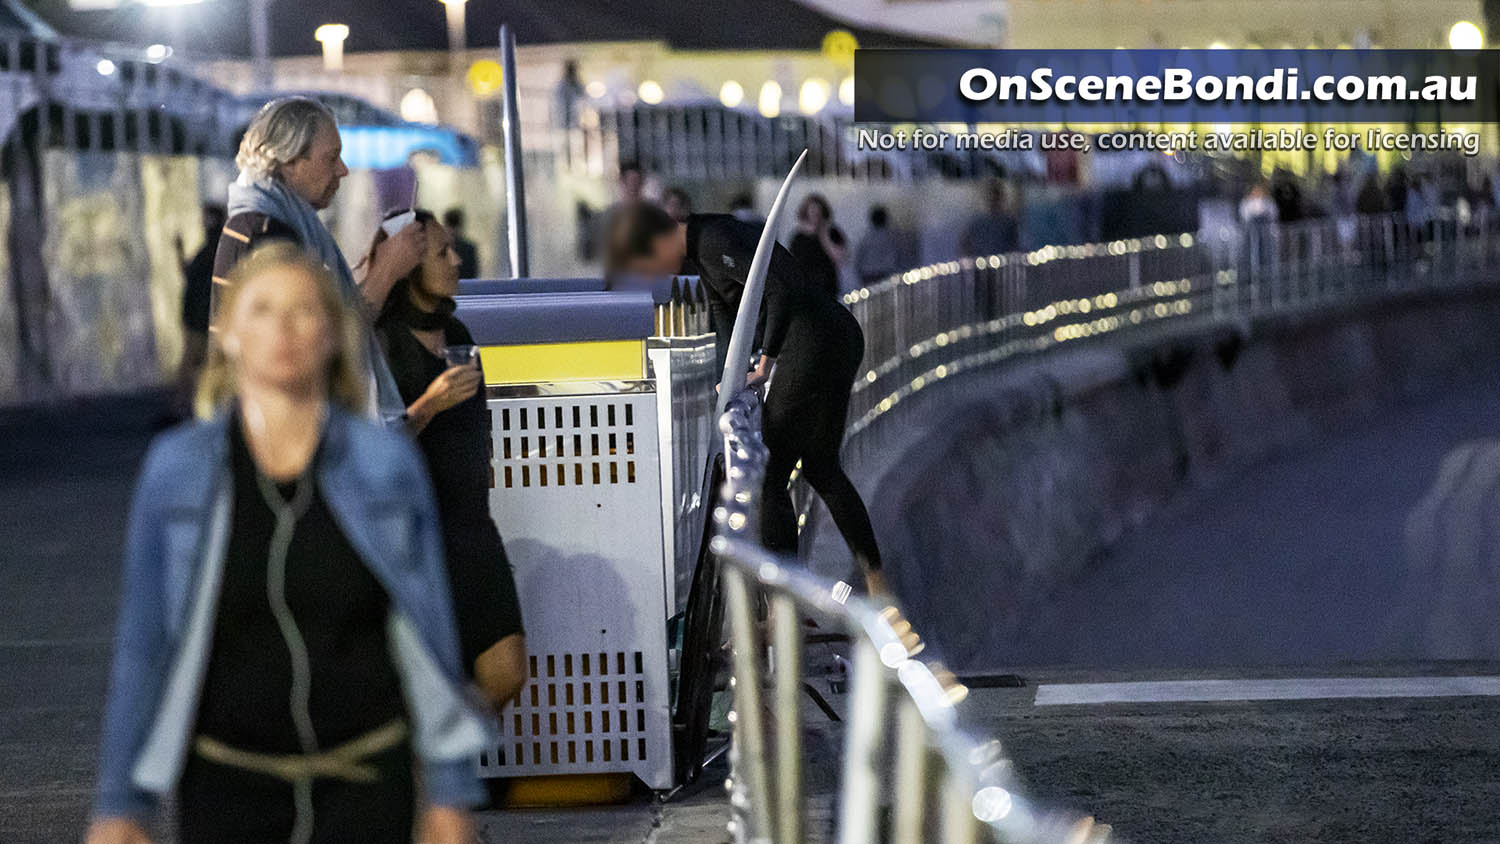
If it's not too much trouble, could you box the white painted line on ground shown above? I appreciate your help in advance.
[1034,676,1500,706]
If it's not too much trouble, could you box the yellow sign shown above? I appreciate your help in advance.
[822,30,858,68]
[467,59,504,98]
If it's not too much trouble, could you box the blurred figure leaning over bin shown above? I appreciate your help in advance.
[212,96,426,425]
[85,244,492,844]
[369,209,528,711]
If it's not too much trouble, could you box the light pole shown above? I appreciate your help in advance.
[314,24,349,73]
[249,0,271,89]
[440,0,467,64]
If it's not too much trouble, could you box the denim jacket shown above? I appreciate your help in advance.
[92,406,494,822]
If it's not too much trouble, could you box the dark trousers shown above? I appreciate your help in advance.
[177,740,414,844]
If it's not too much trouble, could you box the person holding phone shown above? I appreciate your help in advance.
[370,210,527,710]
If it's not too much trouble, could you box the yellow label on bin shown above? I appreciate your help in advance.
[479,340,646,385]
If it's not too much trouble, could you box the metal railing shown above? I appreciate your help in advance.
[840,208,1500,468]
[712,388,1112,844]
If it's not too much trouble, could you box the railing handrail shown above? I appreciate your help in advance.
[714,383,1112,844]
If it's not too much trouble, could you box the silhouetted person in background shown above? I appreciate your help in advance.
[960,179,1019,258]
[790,193,847,302]
[443,208,479,280]
[855,205,901,288]
[172,203,227,419]
[662,186,694,223]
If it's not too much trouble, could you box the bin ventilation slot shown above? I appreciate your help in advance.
[497,401,638,489]
[477,649,650,772]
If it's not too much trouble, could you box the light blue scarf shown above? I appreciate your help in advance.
[226,173,405,422]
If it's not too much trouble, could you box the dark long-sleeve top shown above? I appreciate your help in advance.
[210,212,299,320]
[683,214,823,372]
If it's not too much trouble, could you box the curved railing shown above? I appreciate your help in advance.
[704,207,1500,843]
[713,388,1112,843]
[840,208,1500,468]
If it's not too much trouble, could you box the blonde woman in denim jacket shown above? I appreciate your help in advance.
[85,243,493,844]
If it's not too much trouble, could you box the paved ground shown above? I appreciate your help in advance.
[12,369,1500,843]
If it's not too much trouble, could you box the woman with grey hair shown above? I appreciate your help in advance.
[211,96,424,423]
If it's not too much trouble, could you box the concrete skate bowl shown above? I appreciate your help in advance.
[843,286,1500,674]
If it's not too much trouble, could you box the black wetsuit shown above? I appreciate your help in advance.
[180,415,413,844]
[378,307,525,670]
[684,214,882,572]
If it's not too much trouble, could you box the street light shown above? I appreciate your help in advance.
[314,23,349,72]
[439,0,467,55]
[1449,21,1483,50]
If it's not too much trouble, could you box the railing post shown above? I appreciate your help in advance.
[837,638,888,844]
[724,565,776,843]
[771,593,804,844]
[892,696,930,844]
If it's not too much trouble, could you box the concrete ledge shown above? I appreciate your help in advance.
[852,288,1500,670]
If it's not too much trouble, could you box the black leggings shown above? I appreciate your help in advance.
[760,310,882,573]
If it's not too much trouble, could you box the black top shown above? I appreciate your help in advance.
[377,316,492,526]
[683,214,826,371]
[194,415,406,752]
[377,311,525,667]
[181,239,216,334]
[789,227,844,302]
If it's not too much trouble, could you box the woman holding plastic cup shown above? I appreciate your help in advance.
[369,210,527,711]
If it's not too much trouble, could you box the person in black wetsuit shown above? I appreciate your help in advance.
[605,205,888,596]
[370,210,528,709]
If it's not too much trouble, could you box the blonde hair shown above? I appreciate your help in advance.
[195,242,370,419]
[236,97,337,181]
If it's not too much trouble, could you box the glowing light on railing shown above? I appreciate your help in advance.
[838,75,855,106]
[1154,234,1168,248]
[973,786,1015,822]
[879,641,909,667]
[1180,232,1194,247]
[96,59,116,76]
[638,80,665,104]
[719,79,745,108]
[727,512,747,531]
[145,44,171,63]
[989,255,1001,268]
[585,80,606,99]
[758,81,782,117]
